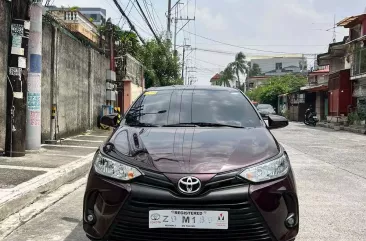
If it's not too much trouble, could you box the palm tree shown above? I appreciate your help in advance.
[231,52,249,92]
[218,65,236,87]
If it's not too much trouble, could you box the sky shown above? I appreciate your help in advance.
[53,0,366,85]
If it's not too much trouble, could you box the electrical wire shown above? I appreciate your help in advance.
[148,0,164,32]
[183,30,318,55]
[111,0,146,44]
[142,0,160,33]
[134,0,160,43]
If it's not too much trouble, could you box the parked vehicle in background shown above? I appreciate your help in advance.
[257,104,276,119]
[304,105,319,126]
[83,86,298,241]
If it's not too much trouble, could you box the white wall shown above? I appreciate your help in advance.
[251,57,305,74]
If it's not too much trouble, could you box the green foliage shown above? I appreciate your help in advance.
[231,52,249,90]
[347,111,359,125]
[248,62,261,77]
[138,39,182,88]
[89,17,94,22]
[245,74,307,107]
[217,65,236,87]
[70,6,79,11]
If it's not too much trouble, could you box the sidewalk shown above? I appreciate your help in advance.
[0,129,111,223]
[317,122,366,135]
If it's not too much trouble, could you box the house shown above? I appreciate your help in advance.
[210,73,221,86]
[246,76,270,90]
[48,9,99,43]
[250,54,308,76]
[78,8,107,26]
[317,36,352,121]
[300,66,330,120]
[337,13,366,116]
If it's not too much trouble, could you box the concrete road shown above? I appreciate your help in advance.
[3,123,366,241]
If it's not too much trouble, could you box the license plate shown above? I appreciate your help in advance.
[149,210,228,229]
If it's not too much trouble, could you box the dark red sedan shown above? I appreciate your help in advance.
[83,85,298,241]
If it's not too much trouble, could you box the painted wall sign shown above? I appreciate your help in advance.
[12,36,22,48]
[9,67,22,77]
[11,24,24,36]
[29,111,41,126]
[18,57,26,68]
[27,92,41,111]
[11,47,24,56]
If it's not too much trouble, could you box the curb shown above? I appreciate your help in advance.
[0,177,87,239]
[0,152,95,222]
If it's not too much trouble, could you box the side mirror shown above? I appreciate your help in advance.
[267,114,288,129]
[100,113,118,127]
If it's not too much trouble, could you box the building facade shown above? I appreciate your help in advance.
[338,13,366,117]
[249,55,307,76]
[78,8,106,26]
[317,36,352,120]
[48,9,99,43]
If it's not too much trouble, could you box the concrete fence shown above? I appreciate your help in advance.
[0,6,109,150]
[41,22,109,141]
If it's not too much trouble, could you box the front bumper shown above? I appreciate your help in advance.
[83,168,298,241]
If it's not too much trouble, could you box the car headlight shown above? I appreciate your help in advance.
[239,154,289,182]
[93,152,142,181]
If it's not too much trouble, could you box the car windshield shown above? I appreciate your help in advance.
[124,89,261,128]
[257,104,273,110]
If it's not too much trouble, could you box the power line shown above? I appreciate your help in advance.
[143,0,160,33]
[112,0,146,44]
[183,30,317,55]
[148,0,164,31]
[135,0,160,43]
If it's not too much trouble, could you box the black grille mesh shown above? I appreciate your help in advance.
[107,196,273,241]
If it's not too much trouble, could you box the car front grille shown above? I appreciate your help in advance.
[107,193,273,241]
[134,169,248,196]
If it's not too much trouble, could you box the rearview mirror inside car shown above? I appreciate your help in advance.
[267,115,288,129]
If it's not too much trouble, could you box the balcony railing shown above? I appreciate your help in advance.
[352,48,366,76]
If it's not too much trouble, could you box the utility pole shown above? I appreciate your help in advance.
[110,23,115,72]
[167,0,172,40]
[332,14,336,43]
[181,44,191,80]
[5,0,30,157]
[182,45,185,80]
[26,0,43,150]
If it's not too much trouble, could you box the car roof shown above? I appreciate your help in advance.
[146,85,240,92]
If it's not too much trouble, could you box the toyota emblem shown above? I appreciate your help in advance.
[178,176,201,194]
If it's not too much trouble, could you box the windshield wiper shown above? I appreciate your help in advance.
[162,123,199,127]
[127,122,160,127]
[179,122,245,128]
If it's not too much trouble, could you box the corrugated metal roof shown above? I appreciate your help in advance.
[337,14,366,27]
[210,73,221,82]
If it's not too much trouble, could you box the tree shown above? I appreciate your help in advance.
[138,38,182,88]
[218,64,236,87]
[230,52,249,91]
[245,74,307,108]
[248,62,261,77]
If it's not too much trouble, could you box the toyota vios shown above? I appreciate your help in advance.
[83,86,299,241]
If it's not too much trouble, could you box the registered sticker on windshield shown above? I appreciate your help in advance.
[144,91,158,95]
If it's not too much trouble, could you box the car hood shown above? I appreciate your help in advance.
[109,126,280,174]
